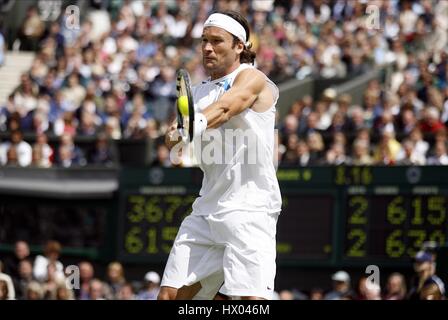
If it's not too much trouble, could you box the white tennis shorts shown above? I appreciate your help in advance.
[160,210,279,300]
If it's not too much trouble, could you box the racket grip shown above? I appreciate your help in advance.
[178,128,189,143]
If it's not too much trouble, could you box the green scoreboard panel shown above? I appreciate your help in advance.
[117,166,448,267]
[119,191,335,264]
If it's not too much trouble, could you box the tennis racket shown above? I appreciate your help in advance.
[176,69,195,142]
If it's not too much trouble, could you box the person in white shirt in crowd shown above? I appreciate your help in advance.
[0,260,15,300]
[427,141,448,165]
[33,240,65,283]
[0,130,32,167]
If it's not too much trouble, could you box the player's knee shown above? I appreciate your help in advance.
[157,287,177,300]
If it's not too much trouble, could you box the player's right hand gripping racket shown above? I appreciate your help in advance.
[176,69,195,142]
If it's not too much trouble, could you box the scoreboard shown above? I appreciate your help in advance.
[119,192,335,263]
[117,166,448,267]
[344,194,446,261]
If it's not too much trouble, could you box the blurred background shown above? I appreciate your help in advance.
[0,0,447,300]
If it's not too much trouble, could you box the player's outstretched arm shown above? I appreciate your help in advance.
[202,68,265,128]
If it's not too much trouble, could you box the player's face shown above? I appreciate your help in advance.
[201,27,243,79]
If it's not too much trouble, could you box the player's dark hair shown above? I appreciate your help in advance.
[221,11,256,65]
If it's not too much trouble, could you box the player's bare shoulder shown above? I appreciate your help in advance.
[235,68,276,113]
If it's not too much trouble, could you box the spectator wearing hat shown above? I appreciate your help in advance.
[408,250,446,300]
[137,271,160,300]
[324,270,354,300]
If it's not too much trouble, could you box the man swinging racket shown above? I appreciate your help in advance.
[158,11,282,300]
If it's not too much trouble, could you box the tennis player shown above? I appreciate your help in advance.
[159,11,282,300]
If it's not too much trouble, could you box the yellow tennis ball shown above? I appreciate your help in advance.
[177,96,189,116]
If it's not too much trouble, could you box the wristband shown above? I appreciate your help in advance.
[194,112,208,138]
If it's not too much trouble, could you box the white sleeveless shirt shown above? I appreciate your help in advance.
[190,63,282,215]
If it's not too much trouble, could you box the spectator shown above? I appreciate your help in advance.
[55,285,74,300]
[420,283,445,300]
[31,133,53,168]
[281,114,299,138]
[151,144,172,168]
[149,65,176,123]
[88,278,107,300]
[279,289,295,300]
[373,131,401,165]
[18,5,45,51]
[25,281,44,300]
[105,262,126,299]
[0,280,8,300]
[41,262,66,300]
[15,260,34,300]
[56,133,86,167]
[396,139,426,165]
[409,127,429,159]
[90,133,117,166]
[0,260,15,299]
[351,139,373,165]
[117,282,136,300]
[137,271,160,300]
[296,139,317,166]
[306,132,325,162]
[325,143,350,165]
[427,141,448,165]
[4,241,32,284]
[356,276,381,300]
[33,240,64,283]
[0,130,32,167]
[324,270,354,300]
[408,250,446,300]
[383,273,407,300]
[53,111,78,136]
[75,261,94,300]
[420,107,445,134]
[309,287,324,300]
[282,134,300,166]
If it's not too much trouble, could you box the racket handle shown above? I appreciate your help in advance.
[178,128,189,143]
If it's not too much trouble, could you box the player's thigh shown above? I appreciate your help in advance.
[162,215,224,290]
[216,212,279,299]
[193,271,224,300]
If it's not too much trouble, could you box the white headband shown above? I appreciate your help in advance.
[203,13,250,47]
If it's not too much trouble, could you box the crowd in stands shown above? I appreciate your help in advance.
[0,240,445,300]
[0,240,161,300]
[0,0,447,167]
[276,0,448,166]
